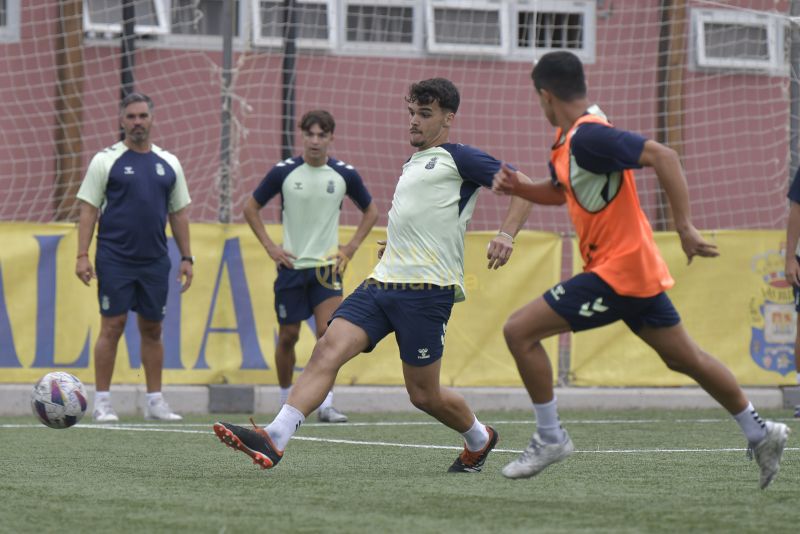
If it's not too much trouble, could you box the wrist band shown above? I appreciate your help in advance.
[497,231,515,243]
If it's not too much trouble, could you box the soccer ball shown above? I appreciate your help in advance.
[31,372,88,429]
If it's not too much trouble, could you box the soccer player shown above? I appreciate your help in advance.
[784,166,800,418]
[213,78,531,472]
[243,109,378,423]
[75,92,193,422]
[492,51,789,489]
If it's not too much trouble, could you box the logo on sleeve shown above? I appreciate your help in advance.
[425,157,438,170]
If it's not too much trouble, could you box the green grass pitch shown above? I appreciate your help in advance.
[0,409,796,533]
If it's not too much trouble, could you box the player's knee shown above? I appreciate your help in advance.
[277,328,300,348]
[503,316,527,350]
[407,389,436,413]
[139,323,162,343]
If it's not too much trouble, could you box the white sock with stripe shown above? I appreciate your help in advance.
[461,416,490,452]
[266,403,305,451]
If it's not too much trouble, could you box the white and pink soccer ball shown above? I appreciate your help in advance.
[31,372,88,429]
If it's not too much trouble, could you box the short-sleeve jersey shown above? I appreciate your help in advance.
[252,156,372,270]
[369,143,501,302]
[787,168,800,256]
[77,141,191,262]
[550,106,674,297]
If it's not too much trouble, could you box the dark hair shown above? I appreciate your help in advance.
[406,78,460,113]
[120,92,154,113]
[299,109,336,134]
[531,51,587,101]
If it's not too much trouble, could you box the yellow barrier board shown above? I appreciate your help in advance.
[0,223,561,387]
[569,230,798,386]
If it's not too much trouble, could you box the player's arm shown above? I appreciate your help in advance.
[639,139,718,264]
[337,201,378,274]
[168,207,193,292]
[492,165,566,205]
[486,171,534,270]
[243,196,295,268]
[75,200,98,286]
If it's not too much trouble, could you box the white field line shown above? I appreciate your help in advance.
[2,420,797,455]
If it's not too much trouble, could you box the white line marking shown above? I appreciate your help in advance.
[3,422,796,455]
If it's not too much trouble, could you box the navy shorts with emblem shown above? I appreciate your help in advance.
[274,265,343,324]
[331,279,455,366]
[95,252,171,321]
[543,272,680,333]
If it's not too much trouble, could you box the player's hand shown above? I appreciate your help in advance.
[178,262,193,293]
[377,240,387,260]
[678,225,719,264]
[266,244,296,269]
[492,164,519,195]
[75,257,95,286]
[330,244,356,275]
[487,233,514,269]
[786,256,800,287]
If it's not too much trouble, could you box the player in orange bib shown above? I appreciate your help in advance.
[492,51,789,489]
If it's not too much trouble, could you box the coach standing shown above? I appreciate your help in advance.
[75,92,193,423]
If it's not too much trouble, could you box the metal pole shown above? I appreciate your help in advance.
[281,0,298,160]
[218,0,234,224]
[120,0,136,140]
[790,0,800,182]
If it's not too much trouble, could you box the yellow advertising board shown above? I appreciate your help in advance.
[0,223,561,387]
[569,230,798,386]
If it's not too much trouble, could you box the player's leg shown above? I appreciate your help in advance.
[402,359,499,473]
[93,313,127,422]
[312,294,347,422]
[633,294,788,489]
[502,274,626,479]
[135,256,181,421]
[213,280,390,468]
[92,256,136,422]
[273,267,312,405]
[793,283,800,418]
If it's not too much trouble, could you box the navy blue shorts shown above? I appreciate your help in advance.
[331,279,455,366]
[543,272,680,333]
[95,253,170,322]
[274,265,343,324]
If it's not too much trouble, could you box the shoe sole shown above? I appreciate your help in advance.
[760,425,790,489]
[212,423,276,470]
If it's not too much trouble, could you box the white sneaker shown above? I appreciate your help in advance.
[144,397,183,421]
[318,406,348,423]
[92,400,119,423]
[502,431,574,479]
[748,421,790,489]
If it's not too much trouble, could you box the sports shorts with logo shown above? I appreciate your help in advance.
[543,272,680,333]
[274,265,343,324]
[95,251,171,321]
[331,279,455,366]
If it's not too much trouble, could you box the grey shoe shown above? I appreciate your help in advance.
[318,406,348,423]
[92,400,119,423]
[748,421,790,489]
[502,430,574,479]
[144,397,183,421]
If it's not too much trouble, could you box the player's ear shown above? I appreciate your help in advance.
[443,111,455,128]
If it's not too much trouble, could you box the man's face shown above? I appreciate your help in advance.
[302,123,333,165]
[120,101,152,145]
[408,100,453,150]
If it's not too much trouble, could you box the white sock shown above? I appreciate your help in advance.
[279,387,291,406]
[94,391,111,404]
[146,392,163,405]
[461,416,491,452]
[733,402,767,444]
[319,390,334,410]
[266,403,305,451]
[534,398,565,444]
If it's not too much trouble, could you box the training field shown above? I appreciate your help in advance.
[1,409,796,533]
